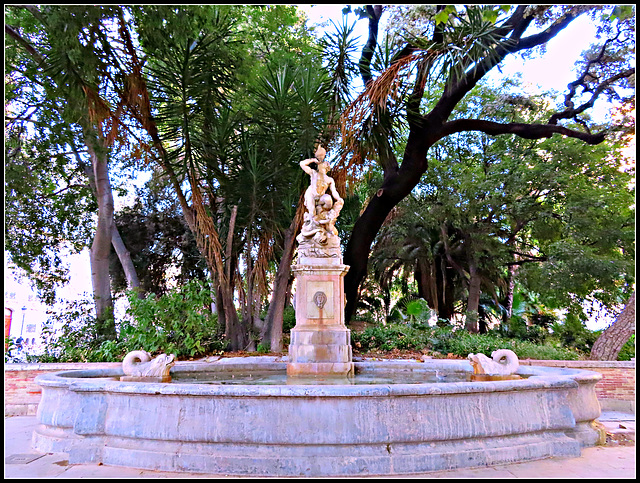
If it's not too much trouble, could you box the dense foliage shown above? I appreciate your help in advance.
[25,280,226,363]
[350,321,635,361]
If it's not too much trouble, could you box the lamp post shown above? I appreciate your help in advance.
[20,306,26,338]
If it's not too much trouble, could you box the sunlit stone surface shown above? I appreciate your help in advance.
[33,358,603,476]
[288,147,354,378]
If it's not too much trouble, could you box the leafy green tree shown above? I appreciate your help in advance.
[5,126,96,304]
[5,5,144,335]
[110,5,347,351]
[339,5,635,323]
[365,75,634,332]
[6,5,357,352]
[109,178,208,298]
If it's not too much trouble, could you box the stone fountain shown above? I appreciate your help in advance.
[31,147,606,476]
[288,146,353,378]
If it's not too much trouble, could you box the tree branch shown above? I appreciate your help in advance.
[358,5,383,87]
[441,118,606,145]
[515,9,583,51]
[429,8,583,126]
[5,24,45,65]
[549,68,635,124]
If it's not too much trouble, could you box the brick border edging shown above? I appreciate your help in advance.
[519,360,635,369]
[4,362,122,417]
[5,362,122,371]
[520,359,635,412]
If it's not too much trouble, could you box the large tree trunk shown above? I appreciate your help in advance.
[110,224,141,296]
[76,145,142,298]
[590,292,635,361]
[221,286,247,351]
[503,263,518,323]
[436,257,456,321]
[465,259,482,333]
[342,5,611,323]
[264,217,299,352]
[86,137,117,338]
[344,132,431,320]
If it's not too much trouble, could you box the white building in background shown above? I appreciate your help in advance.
[4,246,133,358]
[4,249,95,357]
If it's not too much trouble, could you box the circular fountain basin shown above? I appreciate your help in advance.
[32,357,602,476]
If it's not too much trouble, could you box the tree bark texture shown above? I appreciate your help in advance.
[590,292,635,361]
[86,137,116,337]
[264,216,300,352]
[77,149,142,297]
[110,224,142,296]
[465,260,482,333]
[6,14,142,332]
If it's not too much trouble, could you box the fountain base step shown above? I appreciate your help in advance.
[287,326,354,377]
[286,361,355,378]
[34,425,581,476]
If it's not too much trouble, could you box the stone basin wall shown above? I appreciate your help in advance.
[4,358,635,416]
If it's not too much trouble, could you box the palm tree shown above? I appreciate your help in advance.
[115,6,345,350]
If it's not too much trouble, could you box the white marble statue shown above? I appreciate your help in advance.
[297,146,344,258]
[467,349,519,376]
[122,350,176,378]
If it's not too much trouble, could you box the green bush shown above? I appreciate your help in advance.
[550,313,599,353]
[34,280,227,363]
[351,322,582,360]
[121,280,226,359]
[496,317,548,344]
[282,305,296,333]
[35,297,112,363]
[351,324,430,352]
[617,334,635,361]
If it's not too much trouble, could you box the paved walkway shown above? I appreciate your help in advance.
[4,412,635,478]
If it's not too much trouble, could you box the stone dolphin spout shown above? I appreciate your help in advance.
[468,349,520,375]
[122,350,176,378]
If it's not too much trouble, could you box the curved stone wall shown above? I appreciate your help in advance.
[31,359,603,476]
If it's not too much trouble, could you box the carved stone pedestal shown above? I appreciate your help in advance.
[287,260,354,378]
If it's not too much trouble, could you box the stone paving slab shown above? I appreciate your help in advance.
[4,414,635,479]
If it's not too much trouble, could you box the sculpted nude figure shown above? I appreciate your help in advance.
[300,146,343,222]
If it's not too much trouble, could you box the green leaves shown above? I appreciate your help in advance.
[124,280,226,358]
[434,6,457,25]
[609,5,634,21]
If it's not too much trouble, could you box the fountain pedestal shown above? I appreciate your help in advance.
[287,260,354,378]
[287,146,354,378]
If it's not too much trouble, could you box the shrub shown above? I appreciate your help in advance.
[36,297,111,363]
[282,305,296,333]
[496,317,548,344]
[550,313,599,353]
[511,341,580,360]
[617,334,635,361]
[122,279,226,359]
[34,280,226,363]
[351,324,430,352]
[351,322,582,360]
